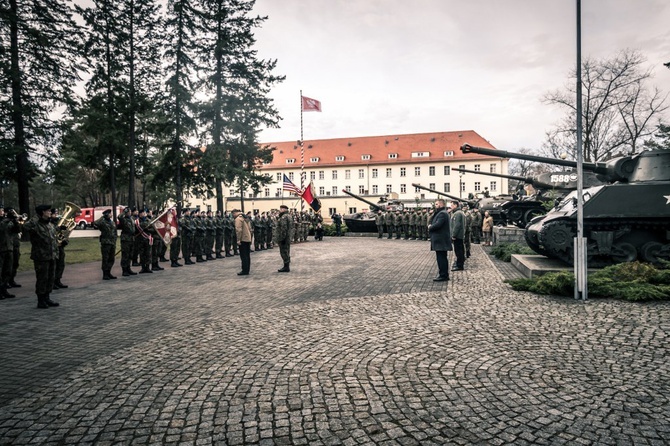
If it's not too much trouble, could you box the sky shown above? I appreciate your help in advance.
[250,0,670,151]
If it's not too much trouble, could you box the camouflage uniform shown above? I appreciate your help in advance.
[470,209,482,244]
[402,210,410,240]
[224,213,234,256]
[23,209,60,308]
[394,211,402,239]
[94,212,118,279]
[384,211,394,239]
[137,213,153,273]
[214,211,225,258]
[194,213,206,262]
[253,215,263,251]
[375,211,384,238]
[180,211,193,264]
[276,207,293,272]
[0,211,21,298]
[118,210,137,276]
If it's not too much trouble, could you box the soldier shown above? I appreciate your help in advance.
[420,209,429,241]
[93,209,118,280]
[394,210,402,239]
[0,208,21,299]
[450,201,466,271]
[8,210,21,288]
[170,209,183,268]
[137,209,153,273]
[402,210,410,240]
[223,211,233,257]
[266,212,275,249]
[118,207,137,276]
[470,208,482,244]
[276,205,293,272]
[375,210,384,238]
[464,205,472,258]
[253,212,263,251]
[131,208,141,267]
[214,210,225,258]
[384,210,394,239]
[23,205,60,309]
[49,208,70,289]
[204,210,215,260]
[194,211,206,262]
[179,209,193,264]
[148,213,164,272]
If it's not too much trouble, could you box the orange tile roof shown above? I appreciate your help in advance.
[259,130,498,170]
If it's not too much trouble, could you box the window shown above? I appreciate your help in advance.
[358,169,364,179]
[460,182,466,193]
[386,184,392,193]
[400,168,406,177]
[275,188,282,197]
[361,154,371,160]
[429,166,435,176]
[411,151,429,158]
[345,169,351,179]
[443,183,451,193]
[474,182,481,191]
[319,171,324,180]
[429,183,436,190]
[388,153,398,159]
[415,185,421,193]
[490,181,497,192]
[310,157,319,162]
[264,188,270,197]
[229,189,236,195]
[348,207,357,214]
[372,168,378,178]
[336,155,345,161]
[386,168,392,178]
[276,173,282,182]
[328,208,337,216]
[400,184,406,193]
[459,164,465,170]
[332,170,338,180]
[332,186,338,195]
[490,164,496,173]
[286,158,295,164]
[310,171,316,180]
[444,151,454,156]
[474,164,481,172]
[288,172,294,181]
[359,185,365,194]
[345,185,351,192]
[444,166,450,175]
[372,185,378,194]
[414,167,421,176]
[319,186,325,195]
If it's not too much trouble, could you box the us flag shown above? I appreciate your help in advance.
[282,174,302,195]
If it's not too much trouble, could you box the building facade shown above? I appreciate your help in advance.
[193,130,509,218]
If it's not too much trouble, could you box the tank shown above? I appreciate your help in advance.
[341,190,404,232]
[451,167,604,228]
[412,183,509,226]
[461,143,670,265]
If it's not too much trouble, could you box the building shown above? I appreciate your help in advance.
[194,130,509,218]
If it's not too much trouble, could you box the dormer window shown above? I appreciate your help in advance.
[388,153,398,159]
[411,151,429,158]
[361,154,371,160]
[310,157,320,162]
[286,158,295,164]
[444,151,454,157]
[335,155,345,161]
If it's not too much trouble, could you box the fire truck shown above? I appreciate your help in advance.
[74,205,125,229]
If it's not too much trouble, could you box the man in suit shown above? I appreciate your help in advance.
[428,199,452,282]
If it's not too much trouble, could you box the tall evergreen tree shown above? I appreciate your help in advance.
[197,0,283,212]
[0,0,81,215]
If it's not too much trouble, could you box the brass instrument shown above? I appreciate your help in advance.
[56,201,82,246]
[8,209,28,225]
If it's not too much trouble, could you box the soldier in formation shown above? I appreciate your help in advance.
[22,205,60,309]
[0,207,21,299]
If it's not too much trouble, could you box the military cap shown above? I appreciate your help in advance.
[231,209,241,213]
[131,207,137,212]
[123,207,130,213]
[102,209,112,216]
[35,204,52,214]
[279,205,288,210]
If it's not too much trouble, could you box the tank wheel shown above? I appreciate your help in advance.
[523,208,545,226]
[541,222,573,252]
[611,242,637,263]
[506,208,523,222]
[640,242,663,264]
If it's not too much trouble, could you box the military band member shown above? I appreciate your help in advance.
[0,208,21,299]
[137,209,153,274]
[93,209,118,280]
[23,205,60,308]
[50,208,69,289]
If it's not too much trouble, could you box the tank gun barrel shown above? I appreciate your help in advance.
[341,189,383,212]
[452,167,532,184]
[411,183,476,206]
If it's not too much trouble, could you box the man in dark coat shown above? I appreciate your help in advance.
[428,199,452,282]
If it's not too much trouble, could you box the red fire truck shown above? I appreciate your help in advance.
[74,205,125,229]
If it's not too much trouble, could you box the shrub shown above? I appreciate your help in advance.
[490,242,534,262]
[323,223,347,236]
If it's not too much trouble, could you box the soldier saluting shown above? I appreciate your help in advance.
[276,205,293,273]
[93,209,118,280]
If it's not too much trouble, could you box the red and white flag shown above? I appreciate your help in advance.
[153,208,179,245]
[301,95,322,112]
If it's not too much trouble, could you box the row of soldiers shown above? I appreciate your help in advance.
[373,206,485,249]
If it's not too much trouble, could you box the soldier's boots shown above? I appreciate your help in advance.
[122,267,137,276]
[55,279,68,288]
[103,270,117,280]
[139,266,153,274]
[216,253,225,259]
[37,295,49,309]
[1,285,15,298]
[171,260,182,267]
[159,256,169,262]
[152,262,164,271]
[45,294,60,307]
[8,280,21,288]
[277,263,290,273]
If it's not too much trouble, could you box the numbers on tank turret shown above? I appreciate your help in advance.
[550,173,578,184]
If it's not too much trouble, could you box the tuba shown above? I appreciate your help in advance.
[56,201,82,246]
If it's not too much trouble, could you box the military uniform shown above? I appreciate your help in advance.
[384,211,394,239]
[402,210,410,240]
[194,213,206,262]
[394,211,402,239]
[470,209,482,244]
[276,206,293,272]
[180,210,194,264]
[0,209,21,298]
[205,212,216,259]
[94,211,118,280]
[51,210,70,288]
[375,211,384,238]
[253,214,263,251]
[23,205,60,308]
[137,212,154,273]
[214,212,225,258]
[170,211,183,267]
[223,213,234,256]
[118,209,137,276]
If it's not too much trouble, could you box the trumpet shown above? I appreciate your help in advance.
[56,201,82,246]
[8,209,28,223]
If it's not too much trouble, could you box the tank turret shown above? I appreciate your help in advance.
[412,183,508,226]
[340,190,404,232]
[461,143,670,266]
[341,190,385,212]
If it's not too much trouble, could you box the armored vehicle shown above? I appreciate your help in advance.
[341,190,404,232]
[461,143,670,266]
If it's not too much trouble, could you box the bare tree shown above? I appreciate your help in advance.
[542,49,668,162]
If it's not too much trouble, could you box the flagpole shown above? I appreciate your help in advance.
[299,90,305,212]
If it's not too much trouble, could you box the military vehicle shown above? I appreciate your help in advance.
[341,190,404,232]
[412,183,509,226]
[461,143,670,266]
[452,167,604,228]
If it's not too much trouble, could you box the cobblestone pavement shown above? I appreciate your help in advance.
[0,237,668,445]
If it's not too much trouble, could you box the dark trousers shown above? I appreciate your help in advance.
[453,238,465,269]
[279,241,290,264]
[377,225,384,238]
[435,251,449,279]
[182,235,191,261]
[0,251,12,285]
[34,259,55,296]
[56,246,65,279]
[101,244,115,271]
[239,241,251,273]
[121,239,133,268]
[170,236,181,261]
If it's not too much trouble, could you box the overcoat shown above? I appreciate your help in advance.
[429,208,452,252]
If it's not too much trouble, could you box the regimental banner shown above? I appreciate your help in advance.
[153,208,178,245]
[301,95,322,112]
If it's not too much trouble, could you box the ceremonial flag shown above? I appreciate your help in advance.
[301,181,322,212]
[282,174,302,195]
[153,208,179,245]
[301,95,322,112]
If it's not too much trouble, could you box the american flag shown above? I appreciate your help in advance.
[282,174,302,195]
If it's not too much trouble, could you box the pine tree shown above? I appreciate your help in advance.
[0,0,81,215]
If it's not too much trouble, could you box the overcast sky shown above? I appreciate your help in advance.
[250,0,670,150]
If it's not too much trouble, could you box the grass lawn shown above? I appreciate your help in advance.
[17,237,119,272]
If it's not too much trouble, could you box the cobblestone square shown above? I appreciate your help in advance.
[0,237,668,445]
